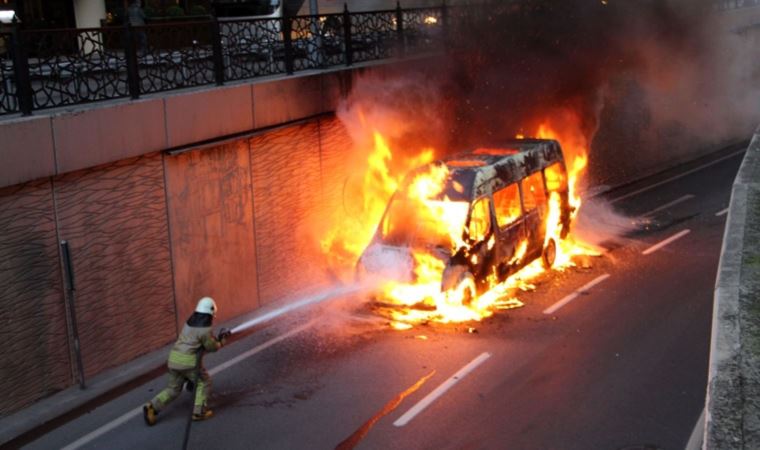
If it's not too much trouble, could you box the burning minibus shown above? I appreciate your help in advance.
[356,139,572,308]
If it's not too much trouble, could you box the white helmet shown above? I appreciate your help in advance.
[195,296,217,316]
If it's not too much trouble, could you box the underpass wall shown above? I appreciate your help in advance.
[164,140,260,330]
[0,52,434,417]
[589,8,760,188]
[52,154,177,380]
[249,122,329,305]
[0,181,70,416]
[0,112,358,417]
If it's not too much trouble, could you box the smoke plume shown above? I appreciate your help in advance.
[341,0,760,184]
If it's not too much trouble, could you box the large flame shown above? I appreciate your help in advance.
[320,131,434,270]
[323,116,599,329]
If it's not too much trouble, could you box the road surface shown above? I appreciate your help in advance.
[23,144,744,450]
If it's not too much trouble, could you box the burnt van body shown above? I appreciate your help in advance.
[357,139,572,300]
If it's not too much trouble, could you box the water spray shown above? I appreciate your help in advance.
[229,284,367,335]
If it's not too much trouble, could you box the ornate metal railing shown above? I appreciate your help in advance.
[1,33,17,114]
[0,4,450,116]
[713,0,760,11]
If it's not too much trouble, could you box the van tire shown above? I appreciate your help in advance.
[441,265,476,306]
[542,238,557,269]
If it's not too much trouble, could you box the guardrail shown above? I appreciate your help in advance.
[0,5,457,116]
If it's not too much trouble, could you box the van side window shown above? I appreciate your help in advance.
[522,171,547,211]
[493,183,522,228]
[469,198,491,242]
[544,162,568,193]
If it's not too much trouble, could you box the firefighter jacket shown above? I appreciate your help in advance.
[167,322,222,371]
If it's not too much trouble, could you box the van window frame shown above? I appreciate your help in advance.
[492,182,524,230]
[468,196,492,243]
[543,161,568,194]
[519,170,549,212]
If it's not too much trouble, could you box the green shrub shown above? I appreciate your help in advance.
[189,5,207,16]
[143,6,158,17]
[166,5,185,17]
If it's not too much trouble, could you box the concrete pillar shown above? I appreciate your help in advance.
[73,0,107,28]
[73,0,107,54]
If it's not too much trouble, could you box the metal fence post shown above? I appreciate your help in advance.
[10,20,33,116]
[282,17,295,75]
[441,0,449,45]
[124,22,140,99]
[343,4,353,66]
[396,1,405,57]
[60,240,86,389]
[210,17,225,86]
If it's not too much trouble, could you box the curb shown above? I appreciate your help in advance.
[702,125,760,449]
[0,345,168,449]
[0,285,343,448]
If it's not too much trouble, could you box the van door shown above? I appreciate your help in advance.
[520,171,549,258]
[492,183,526,279]
[467,196,494,283]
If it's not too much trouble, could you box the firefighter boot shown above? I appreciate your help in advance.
[192,408,214,421]
[142,403,157,426]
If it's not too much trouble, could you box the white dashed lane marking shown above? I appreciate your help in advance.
[543,274,611,315]
[641,194,695,217]
[394,352,492,427]
[642,229,691,256]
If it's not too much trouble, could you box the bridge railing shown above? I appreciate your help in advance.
[0,4,457,117]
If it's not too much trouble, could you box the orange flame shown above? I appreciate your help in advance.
[324,115,600,329]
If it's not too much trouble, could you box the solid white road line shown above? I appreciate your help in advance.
[641,229,691,256]
[542,274,611,315]
[685,408,706,450]
[716,207,729,217]
[61,408,141,450]
[393,352,492,427]
[61,322,314,450]
[641,194,695,217]
[610,148,745,204]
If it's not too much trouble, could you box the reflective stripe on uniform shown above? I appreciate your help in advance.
[168,350,197,368]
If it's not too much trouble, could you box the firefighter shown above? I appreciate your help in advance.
[143,296,228,425]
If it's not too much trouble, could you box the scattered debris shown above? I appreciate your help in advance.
[494,298,524,310]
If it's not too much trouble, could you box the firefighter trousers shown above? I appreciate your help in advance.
[151,366,211,415]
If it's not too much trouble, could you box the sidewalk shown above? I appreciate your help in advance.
[704,125,760,449]
[0,340,169,448]
[0,287,344,449]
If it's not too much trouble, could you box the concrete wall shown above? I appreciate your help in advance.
[164,140,259,328]
[0,181,70,416]
[0,57,437,415]
[54,154,176,378]
[0,70,358,191]
[0,112,357,417]
[250,122,329,304]
[704,126,760,449]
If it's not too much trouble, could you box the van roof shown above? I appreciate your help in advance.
[403,139,565,202]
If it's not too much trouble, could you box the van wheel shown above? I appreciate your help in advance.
[441,265,476,306]
[461,279,475,305]
[542,238,557,269]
